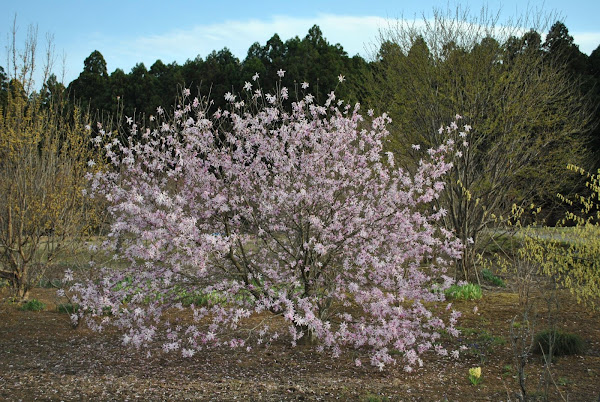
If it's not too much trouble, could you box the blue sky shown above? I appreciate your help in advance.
[1,0,599,87]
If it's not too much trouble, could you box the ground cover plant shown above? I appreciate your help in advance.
[64,74,466,371]
[444,283,483,300]
[533,328,587,357]
[481,268,506,288]
[18,298,46,311]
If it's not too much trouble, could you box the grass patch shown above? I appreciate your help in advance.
[502,364,513,378]
[19,299,46,311]
[445,283,482,300]
[533,329,586,356]
[362,394,384,402]
[57,303,80,314]
[179,290,228,307]
[481,269,506,287]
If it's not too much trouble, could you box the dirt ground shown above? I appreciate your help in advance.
[1,283,599,401]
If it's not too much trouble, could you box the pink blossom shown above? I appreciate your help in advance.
[69,73,463,371]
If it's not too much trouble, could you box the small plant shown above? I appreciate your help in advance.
[57,303,80,314]
[180,292,211,307]
[19,299,46,311]
[363,393,383,402]
[481,269,506,287]
[468,366,482,385]
[461,328,506,364]
[445,283,482,300]
[502,364,513,378]
[533,329,586,356]
[557,377,570,386]
[490,335,507,347]
[180,290,227,307]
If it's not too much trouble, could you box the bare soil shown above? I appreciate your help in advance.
[1,283,599,401]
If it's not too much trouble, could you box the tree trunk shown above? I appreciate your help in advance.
[1,264,31,301]
[15,267,31,301]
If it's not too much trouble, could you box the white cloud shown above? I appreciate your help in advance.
[63,14,600,84]
[93,14,388,76]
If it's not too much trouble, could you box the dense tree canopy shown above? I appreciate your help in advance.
[368,12,597,279]
[65,25,369,119]
[67,50,110,113]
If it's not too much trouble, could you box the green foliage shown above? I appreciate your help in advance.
[502,364,514,377]
[362,394,384,402]
[557,377,570,386]
[533,329,586,356]
[57,303,79,314]
[445,283,482,300]
[481,269,506,287]
[67,25,369,119]
[179,290,227,307]
[19,298,46,311]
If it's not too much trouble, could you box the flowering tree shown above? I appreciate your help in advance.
[0,23,102,301]
[68,73,463,370]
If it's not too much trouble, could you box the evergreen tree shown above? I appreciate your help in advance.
[68,50,110,112]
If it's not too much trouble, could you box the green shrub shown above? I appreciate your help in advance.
[445,283,482,300]
[19,299,46,311]
[481,269,506,287]
[57,303,80,314]
[363,394,383,402]
[181,293,210,307]
[180,290,227,307]
[502,364,513,377]
[533,329,586,356]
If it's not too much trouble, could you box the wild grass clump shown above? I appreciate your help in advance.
[481,269,506,287]
[180,290,227,307]
[445,283,482,300]
[533,329,586,356]
[19,299,46,311]
[57,303,80,314]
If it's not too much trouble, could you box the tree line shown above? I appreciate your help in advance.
[1,21,599,157]
[63,25,369,120]
[2,21,599,159]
